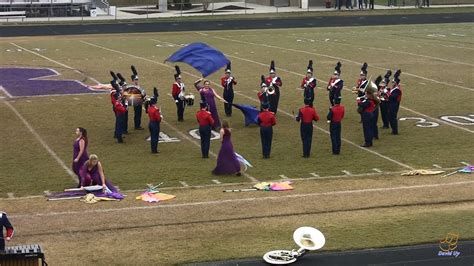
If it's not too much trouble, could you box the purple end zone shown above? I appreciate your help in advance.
[0,67,102,97]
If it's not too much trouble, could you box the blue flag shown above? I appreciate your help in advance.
[166,42,230,77]
[233,104,260,126]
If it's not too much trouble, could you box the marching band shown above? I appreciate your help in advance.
[104,61,403,168]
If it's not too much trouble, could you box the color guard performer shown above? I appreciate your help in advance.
[111,82,127,143]
[378,70,392,129]
[0,211,14,252]
[327,97,345,154]
[295,97,320,158]
[221,62,237,117]
[266,60,283,114]
[171,66,186,122]
[327,62,343,106]
[388,70,402,135]
[258,101,276,159]
[196,101,215,158]
[130,65,146,130]
[147,88,162,154]
[300,60,317,106]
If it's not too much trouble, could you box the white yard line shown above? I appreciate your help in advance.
[207,35,474,92]
[3,100,76,180]
[81,40,414,170]
[310,172,320,177]
[342,170,352,176]
[372,168,382,173]
[212,179,222,184]
[10,180,474,218]
[179,181,189,187]
[9,43,101,85]
[279,174,289,179]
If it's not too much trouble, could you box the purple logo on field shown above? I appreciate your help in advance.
[0,67,102,97]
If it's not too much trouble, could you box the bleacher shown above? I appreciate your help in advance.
[0,0,110,17]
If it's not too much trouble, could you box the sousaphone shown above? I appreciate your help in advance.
[263,227,325,264]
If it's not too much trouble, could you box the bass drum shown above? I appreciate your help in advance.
[263,250,297,265]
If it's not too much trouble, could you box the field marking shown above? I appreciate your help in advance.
[0,86,14,98]
[372,168,382,173]
[202,35,474,134]
[3,100,76,180]
[310,172,320,177]
[212,179,221,184]
[10,180,474,219]
[7,193,14,199]
[342,170,352,176]
[433,164,442,169]
[81,40,414,171]
[461,161,470,166]
[279,174,289,179]
[9,43,101,85]
[206,35,474,92]
[179,181,189,187]
[294,36,474,67]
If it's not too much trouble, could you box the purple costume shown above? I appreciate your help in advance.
[79,163,118,192]
[72,137,89,183]
[212,129,240,175]
[196,85,221,129]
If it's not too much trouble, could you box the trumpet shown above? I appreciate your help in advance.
[266,85,275,95]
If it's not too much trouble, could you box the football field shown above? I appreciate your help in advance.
[0,20,473,264]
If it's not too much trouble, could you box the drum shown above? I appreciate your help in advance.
[184,94,195,106]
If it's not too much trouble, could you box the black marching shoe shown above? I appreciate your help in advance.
[360,143,372,147]
[135,127,144,130]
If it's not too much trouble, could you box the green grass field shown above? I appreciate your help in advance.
[0,20,473,264]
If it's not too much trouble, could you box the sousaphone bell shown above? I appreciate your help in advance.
[263,227,325,264]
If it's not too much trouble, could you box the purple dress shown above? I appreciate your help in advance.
[196,86,221,129]
[212,129,240,175]
[72,137,89,178]
[79,163,118,192]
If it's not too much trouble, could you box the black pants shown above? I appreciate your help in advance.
[223,89,234,116]
[268,87,280,114]
[362,112,374,145]
[300,122,313,157]
[176,99,185,121]
[149,121,160,153]
[134,104,142,129]
[260,126,273,158]
[380,101,389,128]
[389,104,400,134]
[123,110,128,133]
[115,114,124,143]
[372,106,379,139]
[330,122,342,154]
[199,125,211,157]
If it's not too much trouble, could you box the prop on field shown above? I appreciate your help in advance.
[232,104,260,126]
[263,227,325,265]
[47,185,125,201]
[401,170,445,176]
[223,181,293,192]
[442,165,474,177]
[135,182,176,203]
[81,193,120,204]
[165,42,230,77]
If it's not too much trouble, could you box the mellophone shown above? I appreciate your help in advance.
[0,244,47,266]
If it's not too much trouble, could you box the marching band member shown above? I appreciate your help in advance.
[221,63,237,117]
[196,101,215,158]
[258,101,277,159]
[130,65,145,130]
[266,60,283,114]
[0,211,14,252]
[111,82,126,143]
[327,97,345,155]
[300,60,317,106]
[72,127,89,187]
[171,66,186,122]
[353,62,368,98]
[194,78,227,130]
[388,70,402,135]
[147,88,161,154]
[357,91,377,147]
[79,154,119,193]
[378,70,392,129]
[296,97,320,158]
[257,75,268,110]
[117,73,129,134]
[327,62,343,106]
